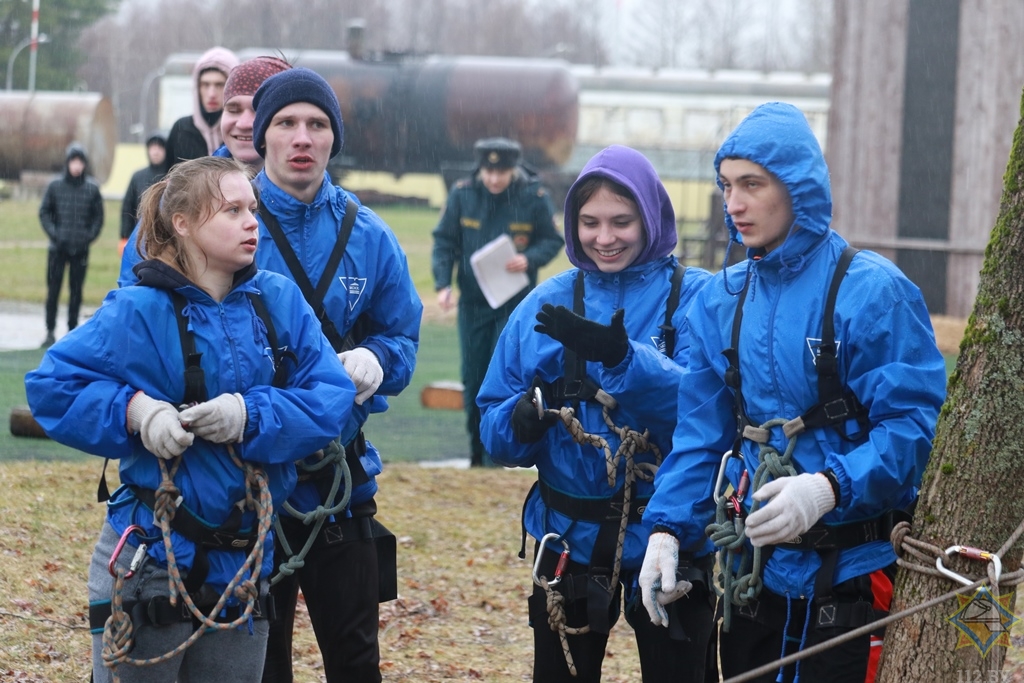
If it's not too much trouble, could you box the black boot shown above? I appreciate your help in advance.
[41,331,56,348]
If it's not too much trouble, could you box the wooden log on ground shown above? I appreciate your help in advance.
[420,381,464,411]
[10,406,48,439]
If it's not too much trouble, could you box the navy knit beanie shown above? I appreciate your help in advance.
[253,67,343,159]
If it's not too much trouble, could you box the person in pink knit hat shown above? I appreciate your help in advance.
[215,56,292,171]
[165,46,239,170]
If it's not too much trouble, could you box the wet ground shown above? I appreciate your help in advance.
[0,300,93,351]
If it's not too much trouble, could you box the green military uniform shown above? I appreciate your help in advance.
[432,138,564,466]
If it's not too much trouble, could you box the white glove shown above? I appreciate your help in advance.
[745,473,837,547]
[338,347,383,405]
[127,392,194,460]
[178,393,247,444]
[639,532,692,628]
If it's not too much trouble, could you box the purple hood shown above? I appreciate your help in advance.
[563,145,677,272]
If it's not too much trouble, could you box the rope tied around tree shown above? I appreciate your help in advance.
[270,437,352,586]
[532,398,661,676]
[720,512,1024,683]
[705,417,801,632]
[101,446,274,682]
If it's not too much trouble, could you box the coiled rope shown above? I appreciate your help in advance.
[705,418,801,632]
[270,437,352,586]
[533,398,661,676]
[101,446,273,681]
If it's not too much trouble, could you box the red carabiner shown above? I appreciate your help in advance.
[108,524,145,578]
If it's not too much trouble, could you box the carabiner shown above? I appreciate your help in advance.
[108,524,147,579]
[713,450,735,505]
[533,385,546,420]
[935,545,1002,587]
[533,533,571,588]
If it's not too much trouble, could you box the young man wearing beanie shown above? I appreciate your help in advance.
[251,67,422,683]
[431,137,564,466]
[164,46,239,169]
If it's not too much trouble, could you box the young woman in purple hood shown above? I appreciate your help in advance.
[477,146,715,681]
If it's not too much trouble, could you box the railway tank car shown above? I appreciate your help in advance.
[159,48,579,185]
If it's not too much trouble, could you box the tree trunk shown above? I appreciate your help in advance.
[878,88,1024,681]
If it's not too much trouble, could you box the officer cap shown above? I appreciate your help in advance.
[475,137,521,170]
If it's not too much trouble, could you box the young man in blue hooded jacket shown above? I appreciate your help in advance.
[478,145,714,682]
[246,68,422,683]
[640,102,947,682]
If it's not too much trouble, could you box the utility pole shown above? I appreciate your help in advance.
[28,0,41,92]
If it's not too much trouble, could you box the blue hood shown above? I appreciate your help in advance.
[714,102,832,257]
[563,145,677,272]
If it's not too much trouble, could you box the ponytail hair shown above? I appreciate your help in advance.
[136,156,254,281]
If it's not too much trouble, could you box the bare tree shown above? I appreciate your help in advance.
[877,88,1024,681]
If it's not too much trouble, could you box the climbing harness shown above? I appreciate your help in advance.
[525,265,683,674]
[709,246,907,634]
[99,447,274,682]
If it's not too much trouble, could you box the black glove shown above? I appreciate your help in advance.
[534,304,629,368]
[511,376,558,444]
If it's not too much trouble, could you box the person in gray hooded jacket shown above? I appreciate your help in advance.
[38,142,104,347]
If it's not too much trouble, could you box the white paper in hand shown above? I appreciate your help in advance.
[469,234,530,309]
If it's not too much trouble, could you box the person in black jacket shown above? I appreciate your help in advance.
[119,132,166,254]
[164,46,238,170]
[38,143,105,347]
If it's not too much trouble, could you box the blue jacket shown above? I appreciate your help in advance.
[25,262,355,592]
[253,171,422,512]
[644,103,947,597]
[477,145,712,569]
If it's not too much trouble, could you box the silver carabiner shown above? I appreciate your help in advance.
[533,385,545,420]
[713,450,734,505]
[533,533,570,588]
[935,545,1002,587]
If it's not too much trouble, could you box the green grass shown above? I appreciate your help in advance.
[0,323,468,463]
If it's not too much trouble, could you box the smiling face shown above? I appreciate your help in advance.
[262,102,334,204]
[178,172,259,283]
[576,185,646,273]
[198,69,228,114]
[718,158,795,253]
[221,95,261,167]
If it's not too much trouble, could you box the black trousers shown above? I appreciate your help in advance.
[528,546,716,683]
[263,513,381,683]
[716,571,886,683]
[45,245,88,332]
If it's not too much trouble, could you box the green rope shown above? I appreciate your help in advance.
[705,417,800,632]
[270,437,352,586]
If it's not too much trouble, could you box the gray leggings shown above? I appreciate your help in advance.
[89,521,269,683]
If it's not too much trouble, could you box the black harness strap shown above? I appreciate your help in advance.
[89,591,275,632]
[246,292,297,390]
[260,200,371,485]
[259,199,358,353]
[724,247,866,446]
[659,263,686,357]
[172,291,208,406]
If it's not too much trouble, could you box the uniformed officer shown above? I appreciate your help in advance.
[432,137,564,466]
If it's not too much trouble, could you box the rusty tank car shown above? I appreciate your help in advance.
[0,91,117,182]
[159,49,579,184]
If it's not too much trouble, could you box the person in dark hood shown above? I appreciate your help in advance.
[642,102,946,682]
[477,145,714,682]
[120,132,167,254]
[164,46,239,170]
[432,137,564,466]
[38,142,105,347]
